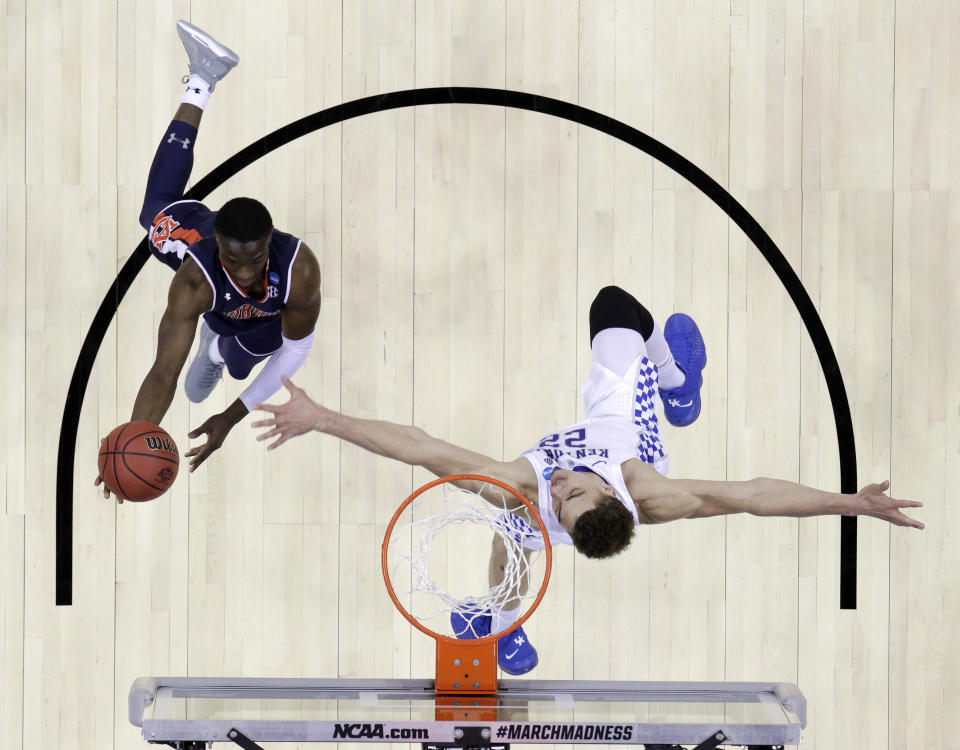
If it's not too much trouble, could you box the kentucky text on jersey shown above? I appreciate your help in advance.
[541,447,610,461]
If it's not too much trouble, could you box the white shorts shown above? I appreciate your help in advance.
[580,355,669,474]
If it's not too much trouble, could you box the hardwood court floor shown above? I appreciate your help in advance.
[1,1,957,748]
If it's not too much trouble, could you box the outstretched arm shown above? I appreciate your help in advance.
[130,258,212,424]
[251,376,537,504]
[624,461,924,529]
[97,260,212,500]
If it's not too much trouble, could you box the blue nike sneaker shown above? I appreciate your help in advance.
[659,313,707,427]
[497,625,538,675]
[450,607,491,639]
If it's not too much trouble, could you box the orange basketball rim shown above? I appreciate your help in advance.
[381,474,552,695]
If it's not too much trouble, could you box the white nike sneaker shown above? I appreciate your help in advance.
[184,321,224,403]
[176,20,239,91]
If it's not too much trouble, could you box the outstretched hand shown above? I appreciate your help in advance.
[854,480,924,529]
[185,406,244,471]
[251,375,325,450]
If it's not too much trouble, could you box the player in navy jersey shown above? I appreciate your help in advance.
[251,285,924,674]
[96,21,322,501]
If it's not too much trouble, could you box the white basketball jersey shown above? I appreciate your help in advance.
[520,354,670,548]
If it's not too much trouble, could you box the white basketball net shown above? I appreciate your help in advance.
[385,478,547,639]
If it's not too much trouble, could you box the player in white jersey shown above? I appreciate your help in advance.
[518,285,678,553]
[252,285,925,674]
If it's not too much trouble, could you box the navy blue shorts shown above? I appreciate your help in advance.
[211,317,282,380]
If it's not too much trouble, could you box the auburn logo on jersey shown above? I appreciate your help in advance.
[225,304,281,321]
[151,212,204,253]
[151,214,180,251]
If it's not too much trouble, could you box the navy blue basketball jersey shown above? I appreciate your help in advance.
[185,230,303,339]
[148,200,218,270]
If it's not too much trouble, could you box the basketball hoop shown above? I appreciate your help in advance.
[382,474,552,695]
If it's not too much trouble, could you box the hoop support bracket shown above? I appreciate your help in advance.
[436,640,498,693]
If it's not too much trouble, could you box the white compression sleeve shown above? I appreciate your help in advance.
[238,331,315,411]
[590,327,649,377]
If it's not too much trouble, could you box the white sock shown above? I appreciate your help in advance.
[208,336,224,364]
[645,322,685,390]
[491,606,521,634]
[180,73,212,110]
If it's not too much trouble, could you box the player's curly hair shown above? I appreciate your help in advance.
[570,497,635,559]
[214,197,273,242]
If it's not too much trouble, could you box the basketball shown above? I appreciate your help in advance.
[97,421,180,501]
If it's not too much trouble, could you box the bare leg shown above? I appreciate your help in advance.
[489,534,531,611]
[174,103,203,129]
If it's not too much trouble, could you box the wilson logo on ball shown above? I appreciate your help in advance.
[143,436,177,452]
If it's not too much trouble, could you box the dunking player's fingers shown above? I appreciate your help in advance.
[184,440,212,460]
[252,403,279,416]
[249,417,276,429]
[95,475,124,503]
[187,444,212,471]
[187,417,214,440]
[184,437,209,458]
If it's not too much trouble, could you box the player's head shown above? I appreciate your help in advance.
[214,197,274,286]
[550,468,634,558]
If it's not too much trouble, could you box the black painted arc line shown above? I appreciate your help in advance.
[56,241,151,605]
[56,86,857,608]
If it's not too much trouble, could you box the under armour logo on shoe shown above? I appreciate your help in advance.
[667,398,693,408]
[167,133,191,149]
[187,86,202,94]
